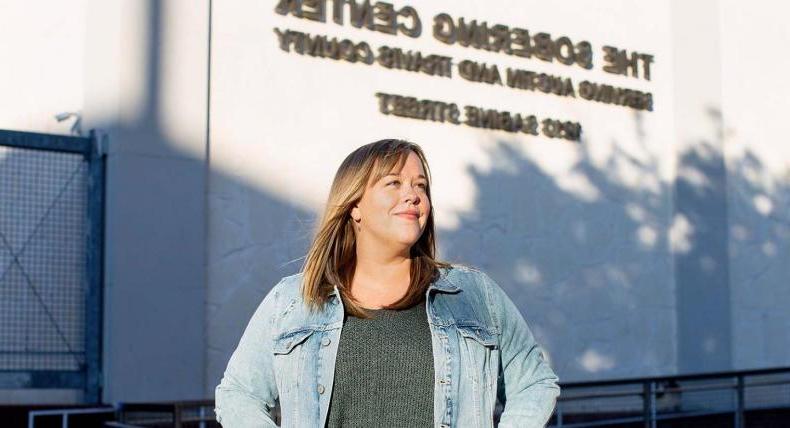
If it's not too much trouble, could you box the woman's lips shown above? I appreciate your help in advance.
[396,213,419,220]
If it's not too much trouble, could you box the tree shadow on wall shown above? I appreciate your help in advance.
[439,131,674,382]
[724,139,790,369]
[438,110,789,382]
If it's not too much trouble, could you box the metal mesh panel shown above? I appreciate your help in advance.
[0,145,87,371]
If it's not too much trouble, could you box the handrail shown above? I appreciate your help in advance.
[104,423,145,428]
[559,366,790,388]
[117,400,215,428]
[552,367,790,428]
[28,406,116,428]
[560,380,753,401]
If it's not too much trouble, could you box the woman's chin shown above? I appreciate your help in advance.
[392,232,423,247]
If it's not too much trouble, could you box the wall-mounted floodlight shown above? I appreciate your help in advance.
[54,111,83,136]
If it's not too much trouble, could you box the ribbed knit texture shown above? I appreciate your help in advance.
[325,300,434,427]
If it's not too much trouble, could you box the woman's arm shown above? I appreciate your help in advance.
[480,271,560,428]
[214,279,286,427]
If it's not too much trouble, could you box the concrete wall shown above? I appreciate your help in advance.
[0,0,787,404]
[83,0,209,402]
[670,0,732,374]
[720,0,790,370]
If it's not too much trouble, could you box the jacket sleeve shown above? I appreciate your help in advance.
[214,279,286,427]
[480,271,560,428]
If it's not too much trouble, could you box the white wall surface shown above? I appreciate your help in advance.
[0,0,86,135]
[720,0,790,369]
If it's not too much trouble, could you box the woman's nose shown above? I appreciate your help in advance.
[403,184,420,204]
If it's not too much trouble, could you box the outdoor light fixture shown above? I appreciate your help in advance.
[54,111,83,136]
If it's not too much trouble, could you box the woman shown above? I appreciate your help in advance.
[214,139,559,427]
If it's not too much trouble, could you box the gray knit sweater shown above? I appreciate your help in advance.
[325,301,434,427]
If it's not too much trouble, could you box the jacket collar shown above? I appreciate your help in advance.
[429,269,461,293]
[325,267,460,296]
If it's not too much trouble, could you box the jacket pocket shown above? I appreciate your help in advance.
[457,323,500,428]
[273,327,317,355]
[271,327,318,403]
[457,324,498,348]
[457,323,499,391]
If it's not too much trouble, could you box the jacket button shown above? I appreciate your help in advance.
[317,384,325,394]
[321,337,331,346]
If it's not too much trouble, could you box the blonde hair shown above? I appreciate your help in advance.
[300,139,450,318]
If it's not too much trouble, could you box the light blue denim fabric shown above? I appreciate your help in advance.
[215,264,559,427]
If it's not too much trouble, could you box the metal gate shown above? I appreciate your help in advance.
[0,129,105,403]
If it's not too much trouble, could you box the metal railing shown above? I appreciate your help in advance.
[28,406,116,428]
[22,368,790,427]
[550,366,790,427]
[116,400,217,428]
[25,401,217,428]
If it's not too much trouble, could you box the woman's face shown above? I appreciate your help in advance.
[351,151,431,251]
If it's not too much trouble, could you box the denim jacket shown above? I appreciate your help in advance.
[214,264,560,427]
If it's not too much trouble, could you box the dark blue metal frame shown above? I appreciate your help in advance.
[552,366,790,428]
[0,129,105,403]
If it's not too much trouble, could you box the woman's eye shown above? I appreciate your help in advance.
[387,180,400,186]
[416,182,427,189]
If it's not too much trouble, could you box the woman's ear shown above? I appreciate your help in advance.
[350,205,361,222]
